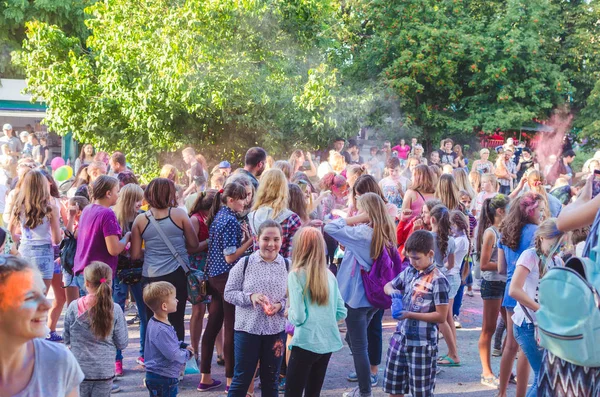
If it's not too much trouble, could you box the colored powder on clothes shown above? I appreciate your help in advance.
[0,269,34,311]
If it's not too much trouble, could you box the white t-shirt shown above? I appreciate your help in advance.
[379,176,408,209]
[474,191,497,216]
[512,248,563,327]
[452,234,469,277]
[13,338,84,397]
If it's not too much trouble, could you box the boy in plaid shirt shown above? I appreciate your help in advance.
[383,230,450,397]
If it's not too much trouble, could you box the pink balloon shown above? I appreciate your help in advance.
[51,157,65,171]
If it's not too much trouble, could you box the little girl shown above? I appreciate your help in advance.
[63,261,129,396]
[473,173,498,217]
[285,227,347,397]
[509,218,565,397]
[429,205,460,367]
[224,219,289,396]
[64,196,90,304]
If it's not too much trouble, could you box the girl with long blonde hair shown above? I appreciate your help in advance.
[112,183,146,366]
[453,168,476,200]
[249,168,302,258]
[159,164,179,185]
[64,261,128,397]
[324,193,397,397]
[435,174,463,211]
[286,227,348,396]
[9,169,62,291]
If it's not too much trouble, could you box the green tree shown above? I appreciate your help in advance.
[0,0,92,77]
[14,0,349,175]
[344,0,573,148]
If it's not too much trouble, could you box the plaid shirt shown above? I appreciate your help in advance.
[391,264,450,347]
[498,160,516,187]
[252,212,302,259]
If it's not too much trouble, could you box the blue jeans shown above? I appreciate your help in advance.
[113,278,147,360]
[145,372,178,397]
[229,331,286,397]
[513,322,543,397]
[346,308,384,366]
[345,305,379,396]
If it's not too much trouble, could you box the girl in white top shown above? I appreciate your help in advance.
[508,218,565,397]
[473,173,498,217]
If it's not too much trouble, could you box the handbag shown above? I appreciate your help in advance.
[116,252,144,285]
[145,212,208,304]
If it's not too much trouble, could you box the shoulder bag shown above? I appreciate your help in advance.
[146,212,208,304]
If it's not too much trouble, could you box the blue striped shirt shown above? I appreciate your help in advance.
[144,317,191,379]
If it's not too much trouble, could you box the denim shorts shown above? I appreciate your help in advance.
[19,244,54,280]
[481,279,506,300]
[62,269,87,294]
[446,273,461,299]
[146,372,178,397]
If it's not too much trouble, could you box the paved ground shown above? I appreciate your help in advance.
[53,286,528,396]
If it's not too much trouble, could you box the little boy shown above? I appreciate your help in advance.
[383,231,450,397]
[143,282,193,396]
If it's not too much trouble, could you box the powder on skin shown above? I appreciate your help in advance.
[0,269,34,311]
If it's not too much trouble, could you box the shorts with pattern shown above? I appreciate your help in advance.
[383,333,438,396]
[19,243,54,280]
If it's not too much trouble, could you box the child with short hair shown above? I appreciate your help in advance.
[143,281,194,396]
[383,230,450,397]
[379,156,407,209]
[63,261,129,396]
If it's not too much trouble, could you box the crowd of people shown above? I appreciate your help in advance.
[0,119,599,397]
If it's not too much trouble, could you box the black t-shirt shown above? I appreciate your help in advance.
[517,159,534,180]
[437,150,457,166]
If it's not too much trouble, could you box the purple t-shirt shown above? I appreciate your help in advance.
[74,204,122,275]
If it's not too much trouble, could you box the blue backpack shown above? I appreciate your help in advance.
[537,212,600,367]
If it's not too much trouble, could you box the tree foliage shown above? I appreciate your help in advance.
[14,0,352,174]
[0,0,92,77]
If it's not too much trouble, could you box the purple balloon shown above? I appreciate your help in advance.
[50,157,65,171]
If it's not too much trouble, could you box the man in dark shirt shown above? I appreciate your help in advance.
[347,139,364,165]
[333,137,352,164]
[234,147,267,190]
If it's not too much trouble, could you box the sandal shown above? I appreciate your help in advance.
[216,355,225,366]
[481,375,499,388]
[438,356,462,367]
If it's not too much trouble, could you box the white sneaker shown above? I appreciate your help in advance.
[111,383,121,394]
[342,386,372,397]
[454,315,462,329]
[467,290,474,297]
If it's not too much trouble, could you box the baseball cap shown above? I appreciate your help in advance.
[20,131,29,138]
[218,161,231,169]
[2,124,12,131]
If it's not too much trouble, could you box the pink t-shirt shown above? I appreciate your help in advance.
[74,204,122,275]
[392,145,412,160]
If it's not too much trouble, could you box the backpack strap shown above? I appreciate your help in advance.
[242,255,251,276]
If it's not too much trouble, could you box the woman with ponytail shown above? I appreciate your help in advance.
[199,182,253,391]
[429,205,461,367]
[497,192,545,397]
[476,195,510,388]
[64,261,129,396]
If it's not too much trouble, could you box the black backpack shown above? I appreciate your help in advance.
[60,230,77,283]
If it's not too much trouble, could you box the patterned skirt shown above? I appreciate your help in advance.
[538,350,600,397]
